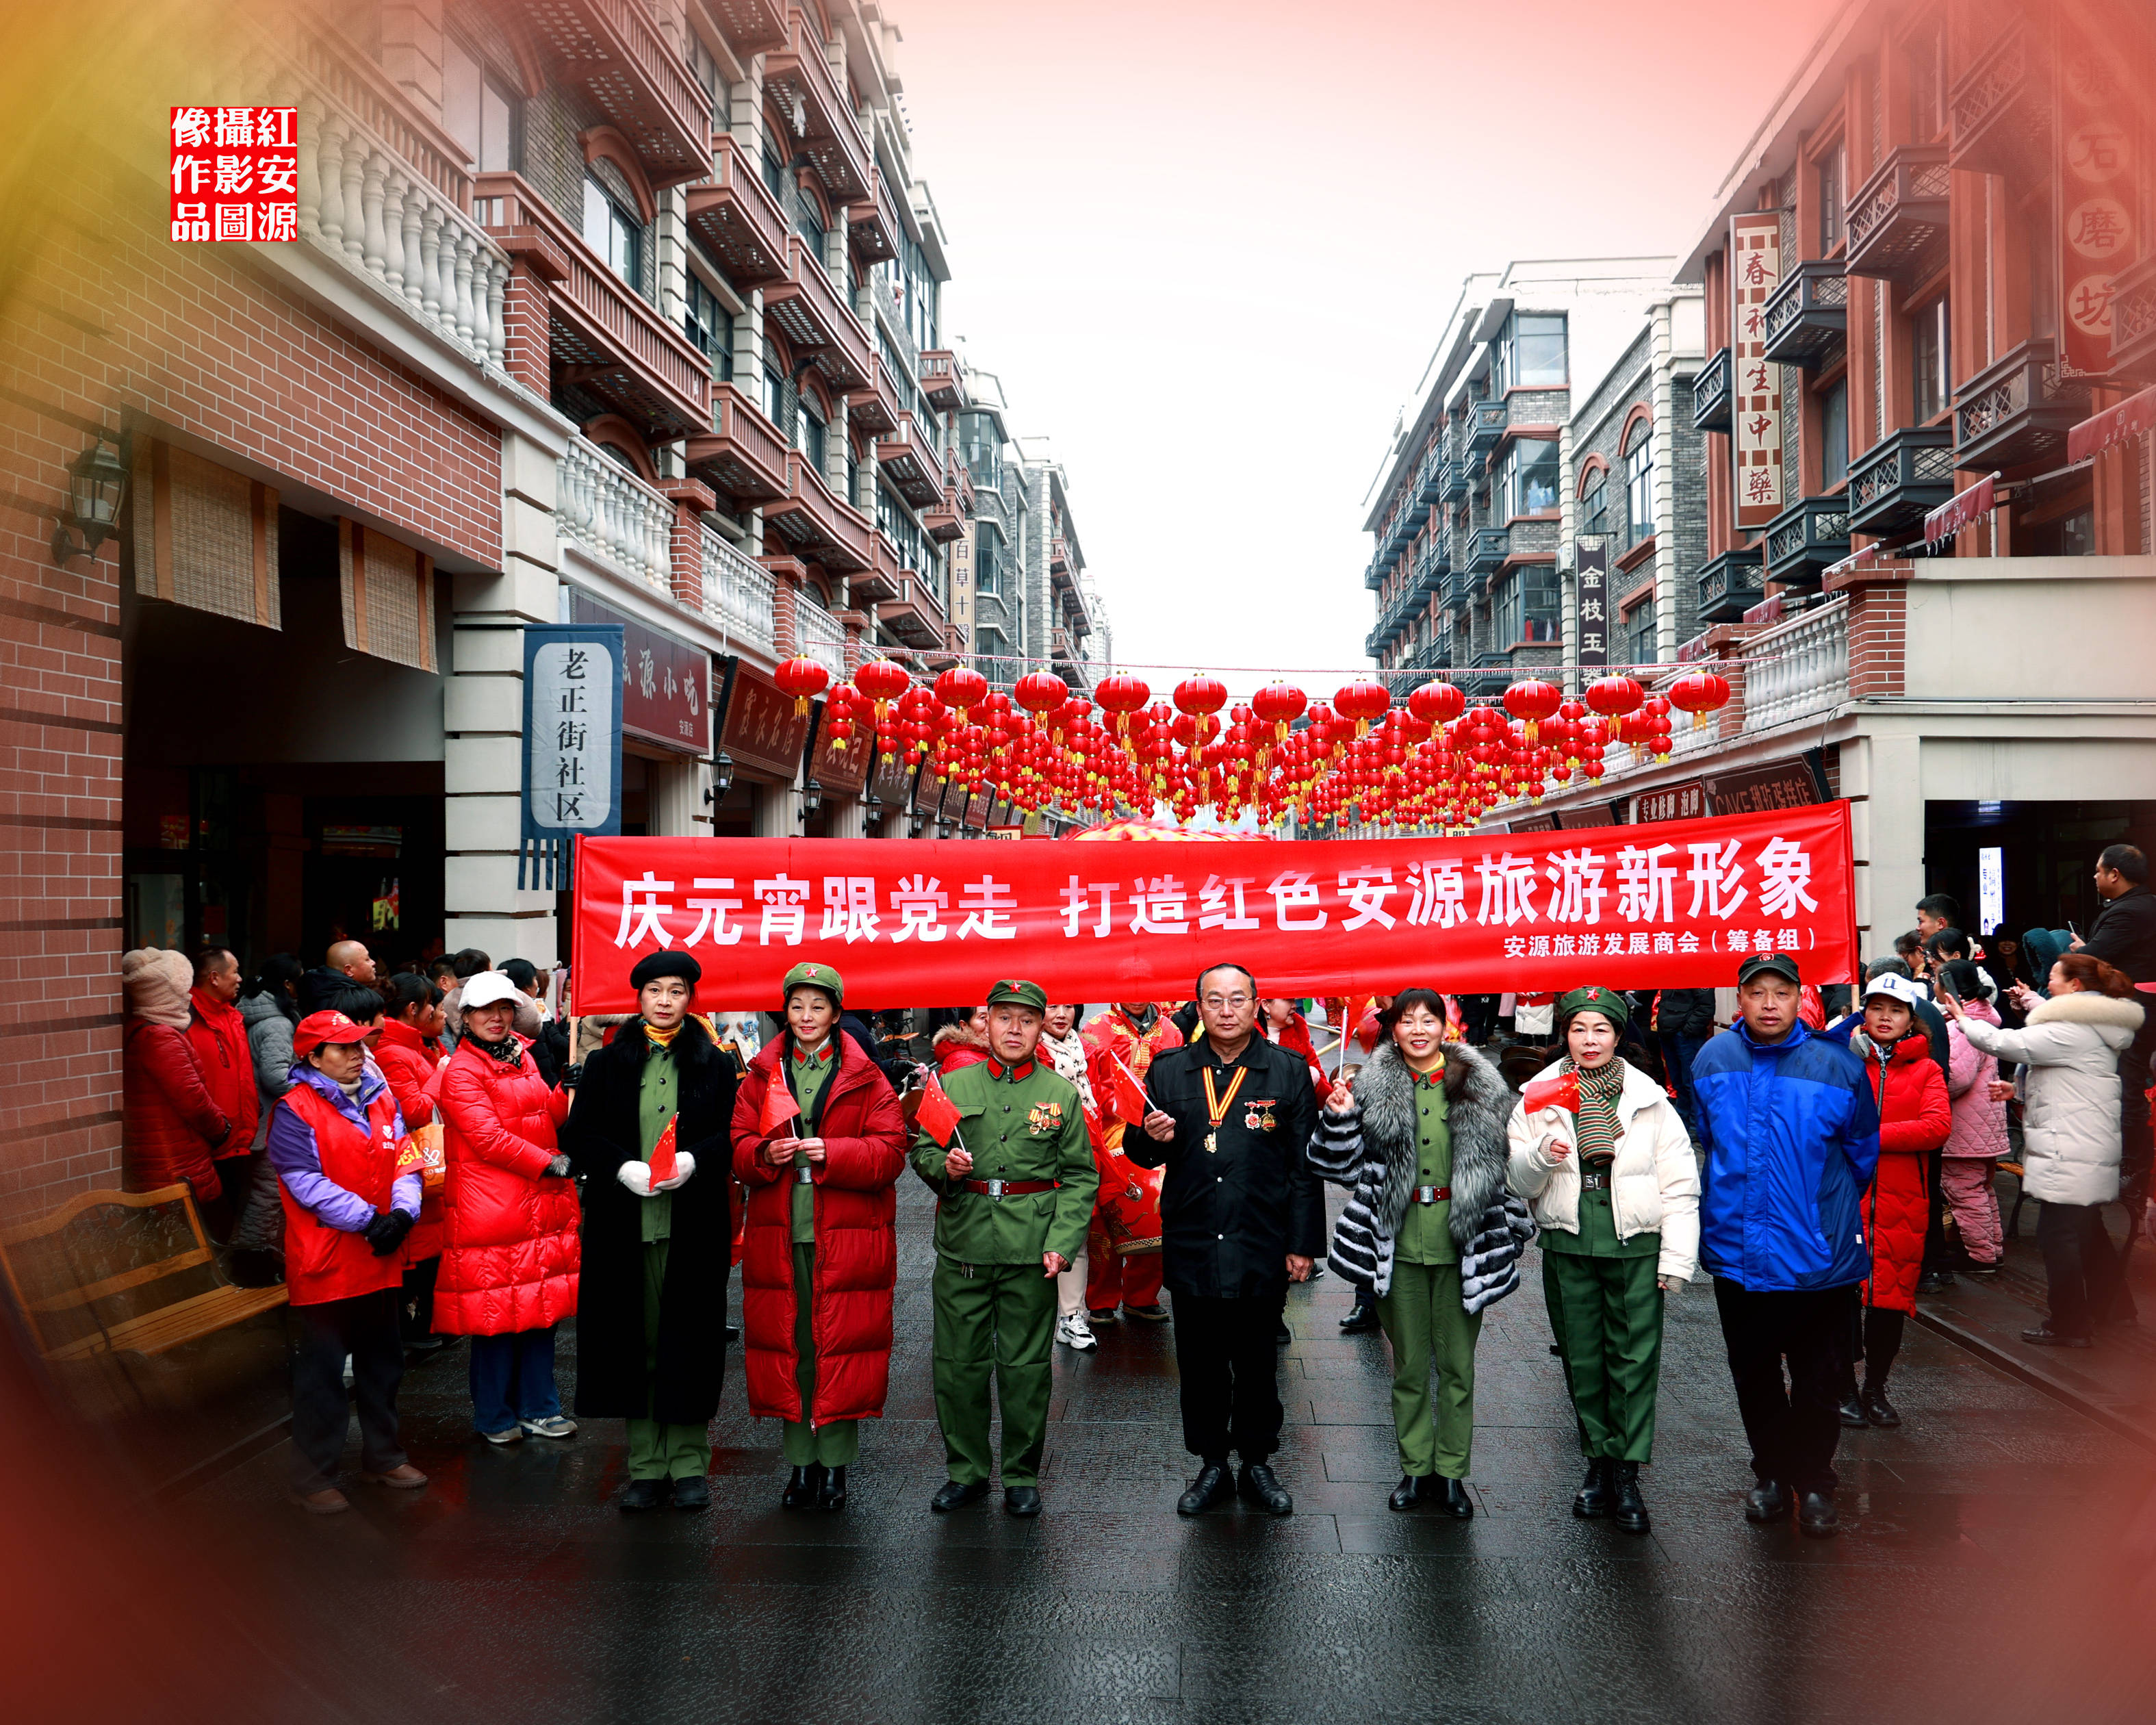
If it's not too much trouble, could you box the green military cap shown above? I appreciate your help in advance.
[1554,984,1629,1031]
[985,978,1047,1013]
[781,960,844,1007]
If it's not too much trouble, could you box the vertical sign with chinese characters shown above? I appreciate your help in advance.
[1574,541,1608,677]
[1730,212,1784,528]
[522,625,624,889]
[170,106,297,244]
[2056,29,2136,381]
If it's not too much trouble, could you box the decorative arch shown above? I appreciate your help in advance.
[581,415,658,484]
[1619,404,1655,455]
[579,126,656,224]
[797,368,835,420]
[1575,453,1610,497]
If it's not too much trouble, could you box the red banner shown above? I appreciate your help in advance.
[570,804,1857,1013]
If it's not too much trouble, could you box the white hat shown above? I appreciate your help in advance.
[461,971,522,1010]
[1861,973,1925,1010]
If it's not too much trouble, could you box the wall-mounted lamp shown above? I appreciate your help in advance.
[802,778,823,817]
[710,752,736,801]
[52,436,128,567]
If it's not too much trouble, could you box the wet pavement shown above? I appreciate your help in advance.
[179,1176,2156,1725]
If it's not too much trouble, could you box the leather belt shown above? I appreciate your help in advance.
[795,1165,815,1185]
[963,1179,1060,1199]
[1580,1168,1613,1190]
[1414,1185,1452,1205]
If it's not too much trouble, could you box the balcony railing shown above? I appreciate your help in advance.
[1954,338,2089,471]
[1845,144,1952,283]
[847,167,902,264]
[558,435,673,594]
[1051,537,1071,577]
[765,451,872,572]
[874,413,940,505]
[1417,446,1446,505]
[685,133,791,286]
[1743,598,1849,733]
[763,234,871,389]
[500,0,710,185]
[2112,253,2156,386]
[1696,546,1764,624]
[1847,425,1957,537]
[762,3,871,203]
[794,591,849,678]
[1691,346,1732,433]
[685,381,789,506]
[870,272,916,375]
[1465,398,1507,456]
[1949,18,2050,184]
[1761,261,1847,370]
[701,522,777,657]
[879,574,949,650]
[919,350,967,411]
[475,171,709,439]
[1467,526,1509,575]
[1439,455,1466,503]
[1762,496,1850,589]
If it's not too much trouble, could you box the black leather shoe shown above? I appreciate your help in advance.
[930,1478,990,1513]
[1572,1457,1613,1519]
[1274,1320,1292,1344]
[618,1478,669,1513]
[1745,1479,1790,1522]
[1435,1476,1474,1518]
[1916,1270,1955,1294]
[1177,1461,1234,1516]
[1238,1461,1293,1516]
[1388,1473,1436,1511]
[2023,1324,2093,1349]
[1797,1490,1839,1537]
[1862,1385,1902,1428]
[1339,1301,1381,1335]
[671,1474,710,1512]
[782,1464,825,1509]
[1003,1485,1041,1518]
[1611,1461,1650,1534]
[1838,1392,1869,1427]
[817,1466,847,1510]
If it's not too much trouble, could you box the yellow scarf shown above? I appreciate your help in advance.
[645,1021,682,1048]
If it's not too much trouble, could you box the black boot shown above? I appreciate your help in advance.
[1435,1476,1474,1519]
[1572,1457,1613,1519]
[1177,1461,1233,1516]
[1237,1460,1293,1516]
[1862,1382,1902,1428]
[1339,1297,1381,1335]
[1388,1474,1436,1511]
[1610,1461,1650,1534]
[671,1474,710,1512]
[1744,1479,1790,1522]
[617,1478,669,1513]
[782,1464,825,1509]
[817,1466,847,1510]
[1837,1391,1869,1427]
[1797,1490,1840,1537]
[929,1478,990,1513]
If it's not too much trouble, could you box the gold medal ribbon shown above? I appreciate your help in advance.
[1200,1064,1249,1144]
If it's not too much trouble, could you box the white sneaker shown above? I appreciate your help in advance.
[520,1415,578,1439]
[1055,1315,1098,1352]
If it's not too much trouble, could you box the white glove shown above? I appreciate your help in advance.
[653,1150,696,1192]
[617,1161,655,1198]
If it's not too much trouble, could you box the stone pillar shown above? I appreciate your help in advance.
[647,755,707,836]
[1842,730,1923,963]
[836,609,871,671]
[444,424,564,965]
[822,795,866,839]
[1825,559,1913,699]
[500,257,556,398]
[376,0,445,112]
[750,779,797,836]
[660,477,717,610]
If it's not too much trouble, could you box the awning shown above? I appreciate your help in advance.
[1925,473,1997,546]
[2066,385,2156,466]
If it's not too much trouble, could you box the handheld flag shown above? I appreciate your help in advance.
[1108,1051,1151,1125]
[759,1077,801,1137]
[1522,1071,1582,1115]
[914,1072,962,1147]
[647,1114,679,1184]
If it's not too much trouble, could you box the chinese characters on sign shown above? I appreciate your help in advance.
[716,659,812,780]
[568,593,708,754]
[1632,781,1708,825]
[1730,212,1784,529]
[1575,541,1608,673]
[170,106,297,243]
[522,625,624,889]
[2057,38,2136,379]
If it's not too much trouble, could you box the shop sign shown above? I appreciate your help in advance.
[964,789,993,830]
[2056,29,2135,380]
[804,699,869,797]
[1730,211,1785,528]
[869,748,920,813]
[1633,782,1710,825]
[569,593,708,754]
[1575,541,1608,673]
[1706,757,1822,815]
[715,658,812,782]
[521,624,624,889]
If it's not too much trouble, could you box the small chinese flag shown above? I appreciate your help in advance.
[759,1078,801,1137]
[647,1114,679,1184]
[1108,1052,1151,1126]
[914,1073,962,1147]
[1522,1071,1582,1115]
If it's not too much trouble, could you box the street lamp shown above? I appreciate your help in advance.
[710,752,735,801]
[802,778,823,817]
[52,436,128,567]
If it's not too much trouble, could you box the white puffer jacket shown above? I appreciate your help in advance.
[1504,1058,1701,1283]
[1958,991,2143,1205]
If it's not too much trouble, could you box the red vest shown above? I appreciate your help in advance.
[279,1081,405,1305]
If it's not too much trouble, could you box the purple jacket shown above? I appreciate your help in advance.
[268,1058,420,1232]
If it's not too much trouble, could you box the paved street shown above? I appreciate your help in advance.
[175,1175,2156,1725]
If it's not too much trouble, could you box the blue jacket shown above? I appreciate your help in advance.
[1693,1019,1880,1291]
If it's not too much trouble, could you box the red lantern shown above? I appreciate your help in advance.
[1252,681,1307,741]
[1668,670,1731,730]
[1502,676,1562,742]
[825,715,855,751]
[1333,679,1391,737]
[855,657,912,718]
[774,655,829,715]
[1173,674,1229,719]
[934,665,988,721]
[1585,675,1644,719]
[1094,674,1151,739]
[1409,679,1465,727]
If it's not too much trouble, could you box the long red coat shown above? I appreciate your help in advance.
[1856,1030,1953,1313]
[185,988,258,1160]
[374,1018,446,1264]
[432,1035,579,1335]
[123,1019,228,1205]
[730,1035,907,1426]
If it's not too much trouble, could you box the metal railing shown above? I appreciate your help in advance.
[557,436,673,594]
[700,524,776,656]
[794,590,849,678]
[1743,597,1849,732]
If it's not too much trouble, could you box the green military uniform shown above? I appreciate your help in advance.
[1375,1064,1483,1480]
[910,983,1096,1488]
[628,1025,708,1482]
[782,1037,857,1469]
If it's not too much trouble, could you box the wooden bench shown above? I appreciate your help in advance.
[0,1184,287,1362]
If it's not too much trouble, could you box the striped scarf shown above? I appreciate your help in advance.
[1568,1056,1625,1166]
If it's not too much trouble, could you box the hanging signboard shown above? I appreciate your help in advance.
[1575,540,1609,673]
[869,748,920,813]
[715,657,811,782]
[2056,27,2135,381]
[1632,781,1710,825]
[802,698,870,798]
[1730,211,1786,528]
[1706,757,1824,815]
[569,593,708,754]
[521,624,624,889]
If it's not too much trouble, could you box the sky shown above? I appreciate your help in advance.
[887,0,1847,699]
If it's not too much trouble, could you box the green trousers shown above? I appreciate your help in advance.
[932,1256,1055,1487]
[782,1242,858,1468]
[626,1238,710,1481]
[1376,1260,1482,1479]
[1542,1248,1664,1461]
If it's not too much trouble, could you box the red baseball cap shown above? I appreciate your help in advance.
[294,1010,373,1058]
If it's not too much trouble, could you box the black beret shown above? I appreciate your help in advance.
[629,951,703,991]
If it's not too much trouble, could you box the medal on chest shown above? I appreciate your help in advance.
[1201,1066,1248,1153]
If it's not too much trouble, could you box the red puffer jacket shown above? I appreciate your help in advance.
[185,988,258,1159]
[374,1018,447,1264]
[1856,1030,1953,1312]
[123,1018,229,1205]
[433,1036,579,1336]
[730,1034,908,1425]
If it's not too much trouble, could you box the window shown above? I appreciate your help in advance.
[1820,377,1849,488]
[877,484,927,573]
[960,413,1001,490]
[1912,297,1951,424]
[1493,566,1559,645]
[1909,21,1947,140]
[1496,313,1567,392]
[899,233,937,353]
[977,537,999,596]
[690,32,729,127]
[1818,140,1846,253]
[1501,438,1559,519]
[582,176,643,290]
[1624,429,1656,544]
[444,40,517,174]
[797,400,826,471]
[1625,598,1658,671]
[1580,471,1608,537]
[793,186,827,260]
[762,335,795,438]
[760,142,785,202]
[684,274,732,381]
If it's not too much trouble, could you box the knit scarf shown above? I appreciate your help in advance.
[1568,1056,1625,1166]
[469,1031,524,1069]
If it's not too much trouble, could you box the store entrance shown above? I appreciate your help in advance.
[1925,801,2156,939]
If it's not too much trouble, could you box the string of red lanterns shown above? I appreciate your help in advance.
[802,657,1731,832]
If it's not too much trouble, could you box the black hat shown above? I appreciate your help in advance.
[629,951,703,991]
[1736,951,1801,986]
